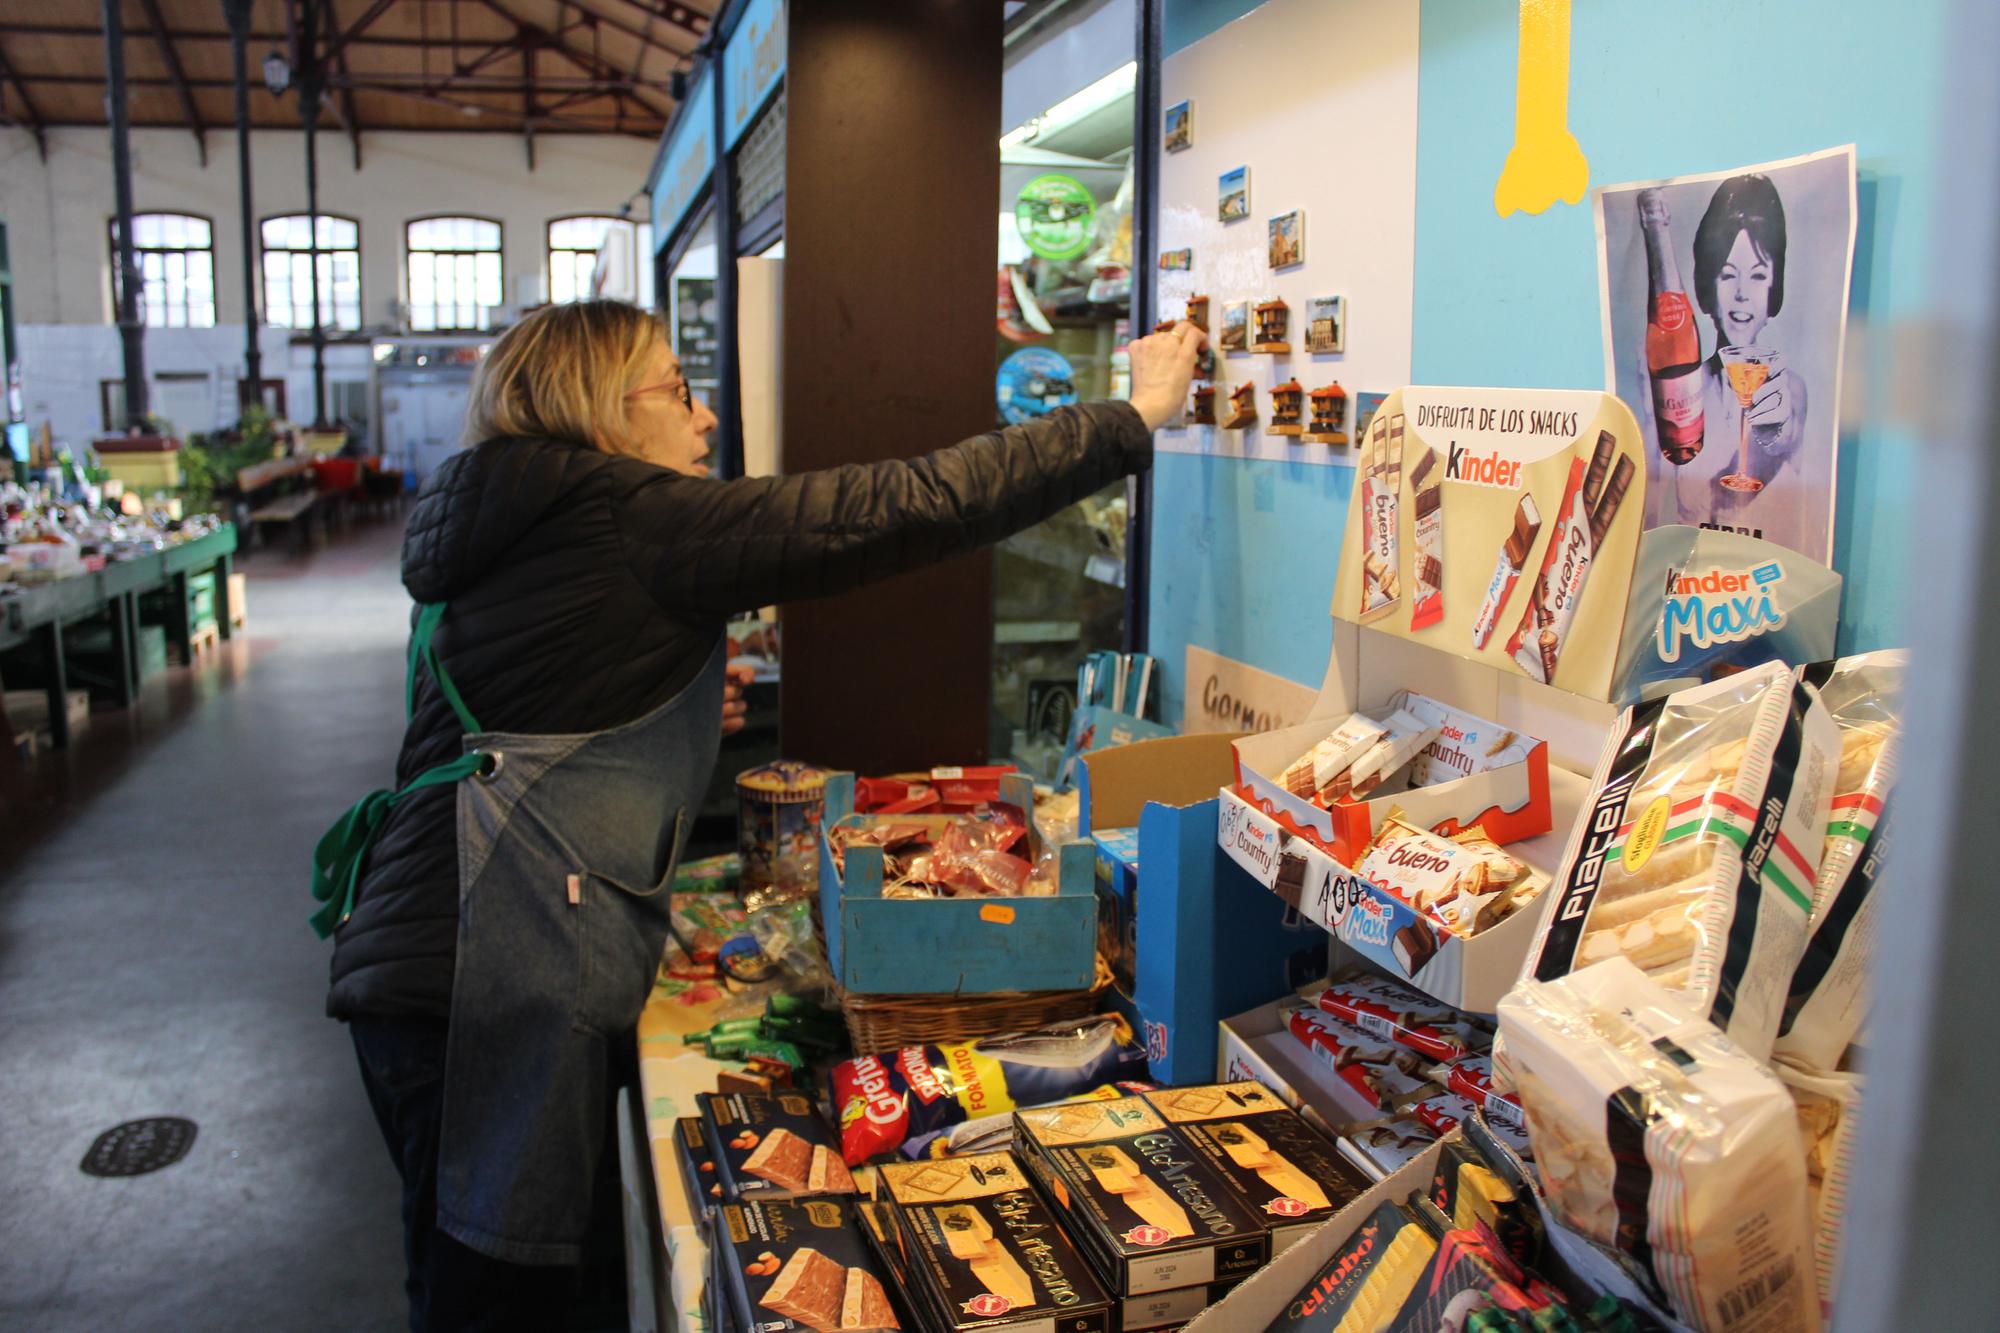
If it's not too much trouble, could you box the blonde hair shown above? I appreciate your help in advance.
[462,299,667,454]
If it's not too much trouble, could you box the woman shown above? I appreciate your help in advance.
[318,299,1203,1329]
[1653,173,1810,547]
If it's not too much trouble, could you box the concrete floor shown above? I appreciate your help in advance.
[0,522,414,1330]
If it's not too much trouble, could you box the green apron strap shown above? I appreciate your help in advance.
[312,601,485,939]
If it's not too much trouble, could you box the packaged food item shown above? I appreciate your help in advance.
[1284,1004,1438,1111]
[1409,1094,1533,1163]
[1266,1199,1440,1332]
[1012,1095,1269,1296]
[1117,1280,1241,1332]
[673,1115,722,1218]
[1279,715,1388,804]
[1472,493,1543,652]
[1425,1138,1546,1274]
[1347,710,1445,799]
[1337,1115,1437,1181]
[1432,1054,1526,1130]
[1526,661,1840,1061]
[700,1092,859,1204]
[1774,650,1903,1071]
[1774,1061,1863,1325]
[903,1083,1147,1161]
[1358,414,1404,622]
[1410,447,1446,631]
[737,760,831,907]
[1142,1082,1372,1253]
[877,1151,1115,1332]
[828,1015,1145,1165]
[1357,815,1542,938]
[1496,957,1820,1333]
[713,1198,901,1333]
[1312,972,1496,1063]
[1505,433,1634,686]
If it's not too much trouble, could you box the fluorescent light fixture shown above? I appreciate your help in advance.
[997,60,1137,150]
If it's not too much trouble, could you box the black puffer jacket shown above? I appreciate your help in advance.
[326,401,1151,1020]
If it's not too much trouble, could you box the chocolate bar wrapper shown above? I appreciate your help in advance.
[1012,1096,1269,1296]
[715,1198,902,1333]
[1312,972,1496,1064]
[1409,1094,1533,1162]
[1506,449,1634,686]
[1283,1005,1438,1113]
[1279,715,1388,803]
[1424,1139,1546,1274]
[1357,416,1403,622]
[674,1115,724,1221]
[1525,662,1840,1062]
[1432,1055,1527,1130]
[1345,710,1443,800]
[1336,1115,1437,1181]
[1142,1082,1372,1254]
[1265,1200,1439,1332]
[1497,957,1821,1333]
[1774,1061,1863,1325]
[829,1015,1144,1165]
[701,1092,858,1204]
[877,1152,1114,1332]
[1356,815,1539,939]
[1773,650,1904,1071]
[1378,1221,1548,1332]
[1410,458,1445,631]
[1472,493,1542,651]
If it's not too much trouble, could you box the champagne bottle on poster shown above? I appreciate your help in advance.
[1639,188,1705,464]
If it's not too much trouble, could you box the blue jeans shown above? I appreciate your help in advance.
[350,1017,571,1332]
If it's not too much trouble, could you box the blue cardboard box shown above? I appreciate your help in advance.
[1080,734,1328,1084]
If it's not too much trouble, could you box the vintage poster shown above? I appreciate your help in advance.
[1594,145,1856,566]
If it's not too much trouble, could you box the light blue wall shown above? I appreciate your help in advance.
[1150,0,1943,722]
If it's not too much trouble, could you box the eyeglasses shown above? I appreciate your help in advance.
[625,378,694,413]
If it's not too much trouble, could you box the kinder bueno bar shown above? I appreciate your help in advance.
[1355,816,1540,939]
[1283,1004,1437,1112]
[1345,711,1442,799]
[1357,416,1403,622]
[1525,661,1839,1062]
[828,1015,1143,1165]
[1278,715,1387,803]
[1409,448,1445,632]
[1311,973,1495,1064]
[1431,1055,1525,1130]
[1775,649,1904,1071]
[1471,493,1541,651]
[1582,428,1617,508]
[1410,1093,1533,1161]
[1506,444,1635,685]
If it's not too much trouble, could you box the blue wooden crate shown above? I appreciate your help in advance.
[817,772,1099,995]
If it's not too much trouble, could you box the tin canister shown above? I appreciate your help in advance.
[735,760,829,903]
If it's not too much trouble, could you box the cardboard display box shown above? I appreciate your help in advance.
[817,771,1099,995]
[711,1199,898,1333]
[1079,733,1329,1085]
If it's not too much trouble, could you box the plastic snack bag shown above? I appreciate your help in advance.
[1525,661,1838,1062]
[1773,650,1902,1070]
[1773,1059,1863,1325]
[1497,957,1819,1333]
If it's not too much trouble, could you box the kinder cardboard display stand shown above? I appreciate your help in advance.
[1220,386,1842,1012]
[1077,733,1330,1085]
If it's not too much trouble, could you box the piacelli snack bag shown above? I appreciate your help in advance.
[1525,661,1839,1062]
[1497,958,1819,1333]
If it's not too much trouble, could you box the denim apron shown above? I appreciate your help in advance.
[314,603,725,1264]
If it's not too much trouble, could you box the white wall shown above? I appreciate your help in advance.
[0,126,655,327]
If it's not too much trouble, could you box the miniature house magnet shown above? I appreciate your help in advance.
[1270,379,1304,436]
[1304,382,1350,444]
[1252,299,1290,354]
[1221,382,1257,430]
[1186,295,1210,331]
[1191,384,1216,425]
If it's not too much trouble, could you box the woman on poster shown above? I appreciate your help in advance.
[1653,173,1811,548]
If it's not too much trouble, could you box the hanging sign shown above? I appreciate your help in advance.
[995,347,1077,425]
[1014,174,1097,261]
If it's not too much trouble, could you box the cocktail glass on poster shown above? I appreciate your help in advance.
[1594,146,1855,565]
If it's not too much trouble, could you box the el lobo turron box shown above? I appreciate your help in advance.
[877,1151,1115,1333]
[1012,1096,1269,1296]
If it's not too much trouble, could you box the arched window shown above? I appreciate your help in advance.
[405,216,503,331]
[547,215,635,304]
[262,214,361,331]
[107,213,215,328]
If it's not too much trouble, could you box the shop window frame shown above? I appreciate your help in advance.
[404,214,505,333]
[107,212,217,330]
[260,213,362,332]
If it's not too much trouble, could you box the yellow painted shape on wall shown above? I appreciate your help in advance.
[1494,0,1590,218]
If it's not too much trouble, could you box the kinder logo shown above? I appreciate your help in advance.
[1656,562,1788,663]
[1447,443,1523,489]
[1342,893,1394,948]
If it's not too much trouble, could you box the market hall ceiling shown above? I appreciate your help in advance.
[0,0,714,161]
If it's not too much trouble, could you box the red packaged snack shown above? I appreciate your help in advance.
[1434,1054,1525,1130]
[1284,1005,1435,1112]
[1410,1093,1533,1161]
[1312,973,1495,1064]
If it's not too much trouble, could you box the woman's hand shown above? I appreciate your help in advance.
[1128,321,1208,431]
[1746,353,1806,455]
[722,661,757,736]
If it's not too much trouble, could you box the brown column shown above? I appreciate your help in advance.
[778,2,1002,773]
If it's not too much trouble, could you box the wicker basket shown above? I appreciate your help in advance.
[838,954,1115,1056]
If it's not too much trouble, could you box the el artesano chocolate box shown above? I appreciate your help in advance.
[878,1152,1114,1333]
[714,1198,900,1333]
[1142,1082,1371,1253]
[1012,1097,1268,1296]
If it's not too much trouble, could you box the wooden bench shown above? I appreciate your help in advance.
[237,457,324,553]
